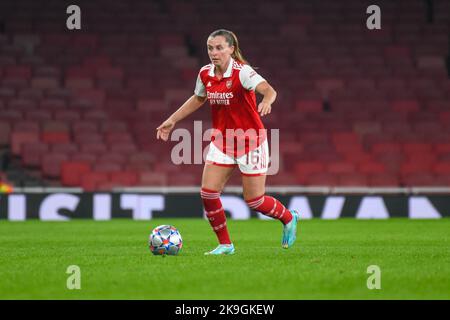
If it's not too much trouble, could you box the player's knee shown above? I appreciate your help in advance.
[243,188,265,202]
[243,194,261,202]
[244,194,265,209]
[200,187,221,200]
[201,181,224,193]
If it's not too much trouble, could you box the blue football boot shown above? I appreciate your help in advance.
[204,244,235,255]
[282,210,300,249]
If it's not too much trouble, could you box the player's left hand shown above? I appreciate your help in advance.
[257,102,271,117]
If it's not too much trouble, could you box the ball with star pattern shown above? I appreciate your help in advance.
[149,225,183,256]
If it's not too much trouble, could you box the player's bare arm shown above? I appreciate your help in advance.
[156,95,207,141]
[256,81,277,117]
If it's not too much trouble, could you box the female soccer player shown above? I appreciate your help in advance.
[156,29,300,255]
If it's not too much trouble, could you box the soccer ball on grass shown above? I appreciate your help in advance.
[149,225,183,256]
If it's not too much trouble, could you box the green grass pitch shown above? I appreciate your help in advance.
[0,218,449,299]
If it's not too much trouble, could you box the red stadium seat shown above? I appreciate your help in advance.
[50,143,77,154]
[402,173,437,186]
[31,77,59,89]
[83,55,110,68]
[391,100,420,113]
[21,142,48,167]
[80,143,108,154]
[41,132,70,144]
[81,172,110,191]
[266,172,299,185]
[34,66,61,78]
[0,121,11,146]
[164,89,192,106]
[435,174,450,186]
[305,173,338,186]
[5,66,32,81]
[136,99,168,112]
[74,133,103,144]
[315,78,345,93]
[294,161,325,180]
[83,110,109,121]
[95,181,117,191]
[125,163,152,172]
[110,143,137,153]
[110,171,139,186]
[296,100,322,113]
[341,151,373,164]
[353,121,382,135]
[39,98,67,109]
[372,142,401,154]
[73,34,98,48]
[54,110,81,122]
[17,88,45,102]
[384,45,411,59]
[11,131,39,155]
[368,174,400,187]
[8,98,36,110]
[435,143,450,154]
[93,162,122,173]
[402,143,433,154]
[13,34,40,48]
[0,110,23,122]
[417,56,446,71]
[376,152,405,173]
[13,121,40,133]
[65,76,94,90]
[327,162,356,174]
[400,162,433,175]
[358,162,386,174]
[433,163,450,175]
[96,67,123,80]
[71,153,97,165]
[139,172,167,186]
[104,133,134,145]
[100,121,128,133]
[67,59,92,75]
[42,121,70,132]
[73,121,99,133]
[168,172,199,186]
[25,110,52,121]
[338,173,368,186]
[75,89,106,108]
[41,153,69,178]
[404,152,436,165]
[129,152,156,166]
[331,132,360,145]
[61,161,92,186]
[97,153,127,165]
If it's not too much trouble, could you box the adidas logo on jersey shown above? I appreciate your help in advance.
[207,81,212,87]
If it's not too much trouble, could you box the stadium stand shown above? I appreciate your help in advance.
[0,0,449,189]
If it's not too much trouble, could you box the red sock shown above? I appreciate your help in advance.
[246,195,293,225]
[201,188,232,244]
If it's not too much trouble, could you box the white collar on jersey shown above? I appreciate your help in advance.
[208,57,234,78]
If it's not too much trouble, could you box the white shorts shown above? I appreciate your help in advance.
[205,139,269,176]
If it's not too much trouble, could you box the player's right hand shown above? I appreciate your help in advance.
[156,119,175,141]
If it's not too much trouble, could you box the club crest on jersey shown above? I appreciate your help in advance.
[226,80,232,89]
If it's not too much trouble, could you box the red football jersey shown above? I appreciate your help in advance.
[194,58,267,157]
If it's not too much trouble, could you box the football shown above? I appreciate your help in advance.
[149,225,183,256]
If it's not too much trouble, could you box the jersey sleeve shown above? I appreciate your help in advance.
[194,73,206,97]
[239,65,266,91]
